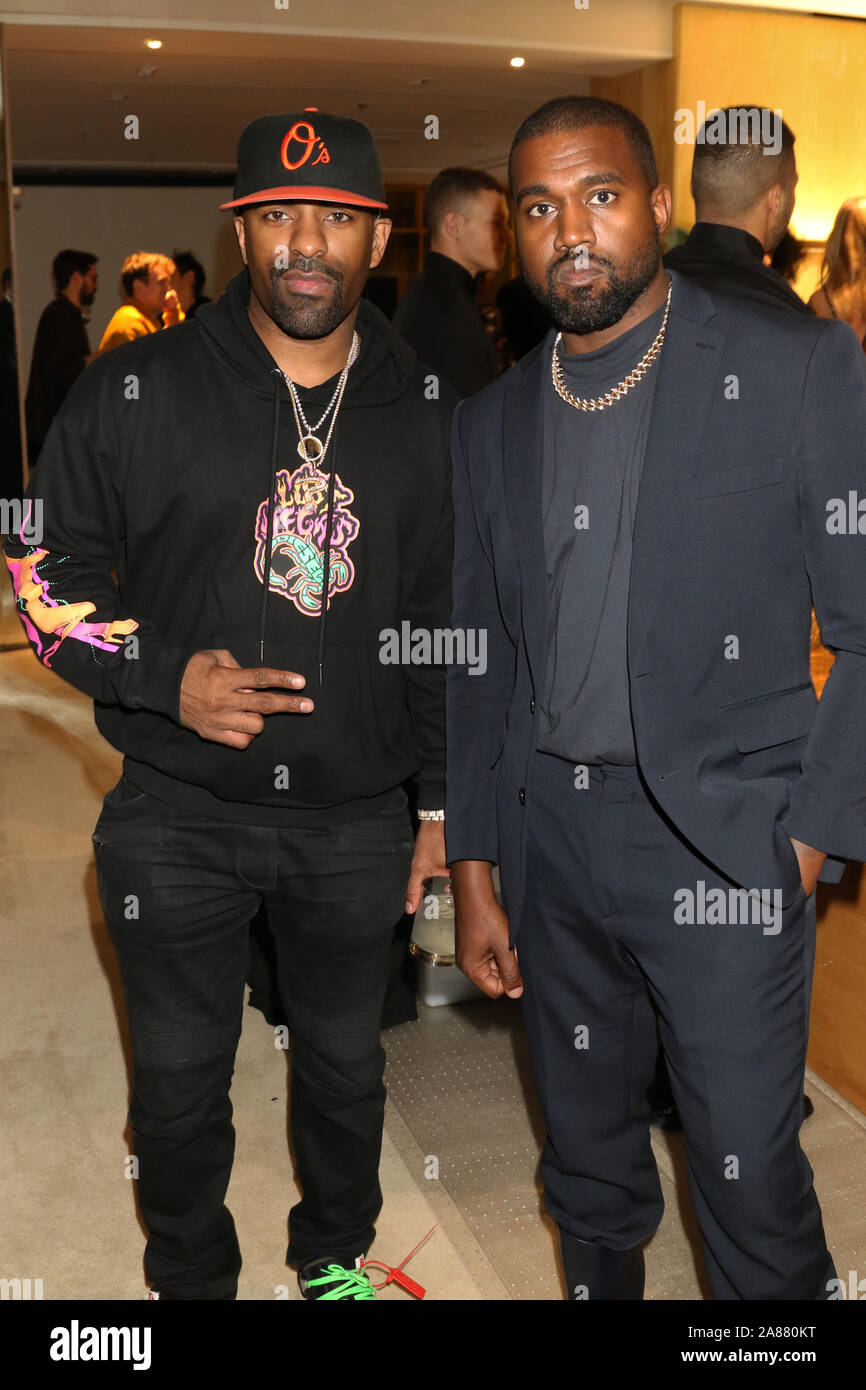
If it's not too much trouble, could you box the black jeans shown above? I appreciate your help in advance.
[93,773,414,1299]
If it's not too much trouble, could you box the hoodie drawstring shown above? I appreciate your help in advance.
[258,369,283,664]
[259,367,337,687]
[316,418,339,687]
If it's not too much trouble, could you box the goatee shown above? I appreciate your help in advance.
[267,261,345,340]
[526,234,661,335]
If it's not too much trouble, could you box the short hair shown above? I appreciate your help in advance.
[424,167,505,233]
[120,251,176,298]
[172,249,206,297]
[691,107,796,219]
[509,96,658,190]
[52,249,98,291]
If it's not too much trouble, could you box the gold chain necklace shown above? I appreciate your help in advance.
[283,331,360,463]
[551,280,672,412]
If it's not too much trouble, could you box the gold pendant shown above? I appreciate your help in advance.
[298,435,324,462]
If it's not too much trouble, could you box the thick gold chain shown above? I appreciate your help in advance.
[551,280,672,412]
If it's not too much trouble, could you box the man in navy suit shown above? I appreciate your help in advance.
[446,96,866,1300]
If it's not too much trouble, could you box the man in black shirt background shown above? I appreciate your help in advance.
[393,167,510,397]
[25,248,98,461]
[664,106,811,315]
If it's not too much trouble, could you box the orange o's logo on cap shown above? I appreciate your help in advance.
[280,119,331,171]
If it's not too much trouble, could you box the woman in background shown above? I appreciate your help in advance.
[810,196,866,349]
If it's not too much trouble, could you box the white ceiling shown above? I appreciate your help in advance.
[2,15,655,179]
[4,3,863,179]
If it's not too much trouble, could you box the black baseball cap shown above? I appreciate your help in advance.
[220,109,388,212]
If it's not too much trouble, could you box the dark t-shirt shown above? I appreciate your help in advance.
[537,292,668,765]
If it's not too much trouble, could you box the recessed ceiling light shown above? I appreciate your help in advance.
[510,57,525,68]
[146,39,162,50]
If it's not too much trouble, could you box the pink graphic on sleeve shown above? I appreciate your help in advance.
[5,548,138,666]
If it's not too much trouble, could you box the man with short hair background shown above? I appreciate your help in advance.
[172,249,212,318]
[393,166,510,397]
[98,251,183,354]
[664,105,811,314]
[25,248,98,460]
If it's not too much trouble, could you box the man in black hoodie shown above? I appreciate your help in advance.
[4,111,455,1301]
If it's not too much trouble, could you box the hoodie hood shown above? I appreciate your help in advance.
[195,267,415,407]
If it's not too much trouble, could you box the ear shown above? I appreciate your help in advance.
[441,210,463,241]
[650,183,672,238]
[234,215,248,266]
[369,217,392,270]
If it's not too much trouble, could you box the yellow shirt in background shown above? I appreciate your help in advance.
[98,303,184,355]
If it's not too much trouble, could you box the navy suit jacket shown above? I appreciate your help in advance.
[445,270,866,938]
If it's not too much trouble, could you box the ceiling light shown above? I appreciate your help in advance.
[146,39,162,50]
[510,57,525,68]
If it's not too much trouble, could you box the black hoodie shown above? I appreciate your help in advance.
[5,269,456,825]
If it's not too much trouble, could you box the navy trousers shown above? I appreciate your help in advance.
[93,773,413,1299]
[518,751,835,1300]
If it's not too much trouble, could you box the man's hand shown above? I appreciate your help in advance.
[179,649,313,749]
[451,859,523,1000]
[405,820,448,916]
[162,289,184,327]
[790,838,827,898]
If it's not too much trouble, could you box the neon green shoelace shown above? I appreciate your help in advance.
[304,1263,378,1300]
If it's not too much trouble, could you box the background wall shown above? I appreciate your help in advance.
[14,183,237,369]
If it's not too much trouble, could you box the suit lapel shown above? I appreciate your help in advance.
[628,279,724,673]
[502,340,552,690]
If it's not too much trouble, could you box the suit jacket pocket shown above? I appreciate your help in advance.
[688,457,784,499]
[722,682,817,753]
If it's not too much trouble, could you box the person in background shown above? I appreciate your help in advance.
[25,249,98,461]
[809,197,866,349]
[0,267,23,496]
[393,167,510,397]
[172,250,212,318]
[664,106,811,314]
[98,252,183,355]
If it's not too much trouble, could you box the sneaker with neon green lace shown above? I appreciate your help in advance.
[298,1258,378,1301]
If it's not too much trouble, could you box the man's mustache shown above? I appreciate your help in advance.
[277,259,342,282]
[552,249,612,272]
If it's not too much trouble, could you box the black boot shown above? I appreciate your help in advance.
[559,1230,645,1300]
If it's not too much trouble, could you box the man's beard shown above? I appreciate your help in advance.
[266,259,345,339]
[80,290,95,307]
[526,233,661,335]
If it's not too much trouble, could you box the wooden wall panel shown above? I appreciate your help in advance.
[593,2,866,253]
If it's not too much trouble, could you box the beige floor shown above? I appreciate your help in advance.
[1,643,864,1301]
